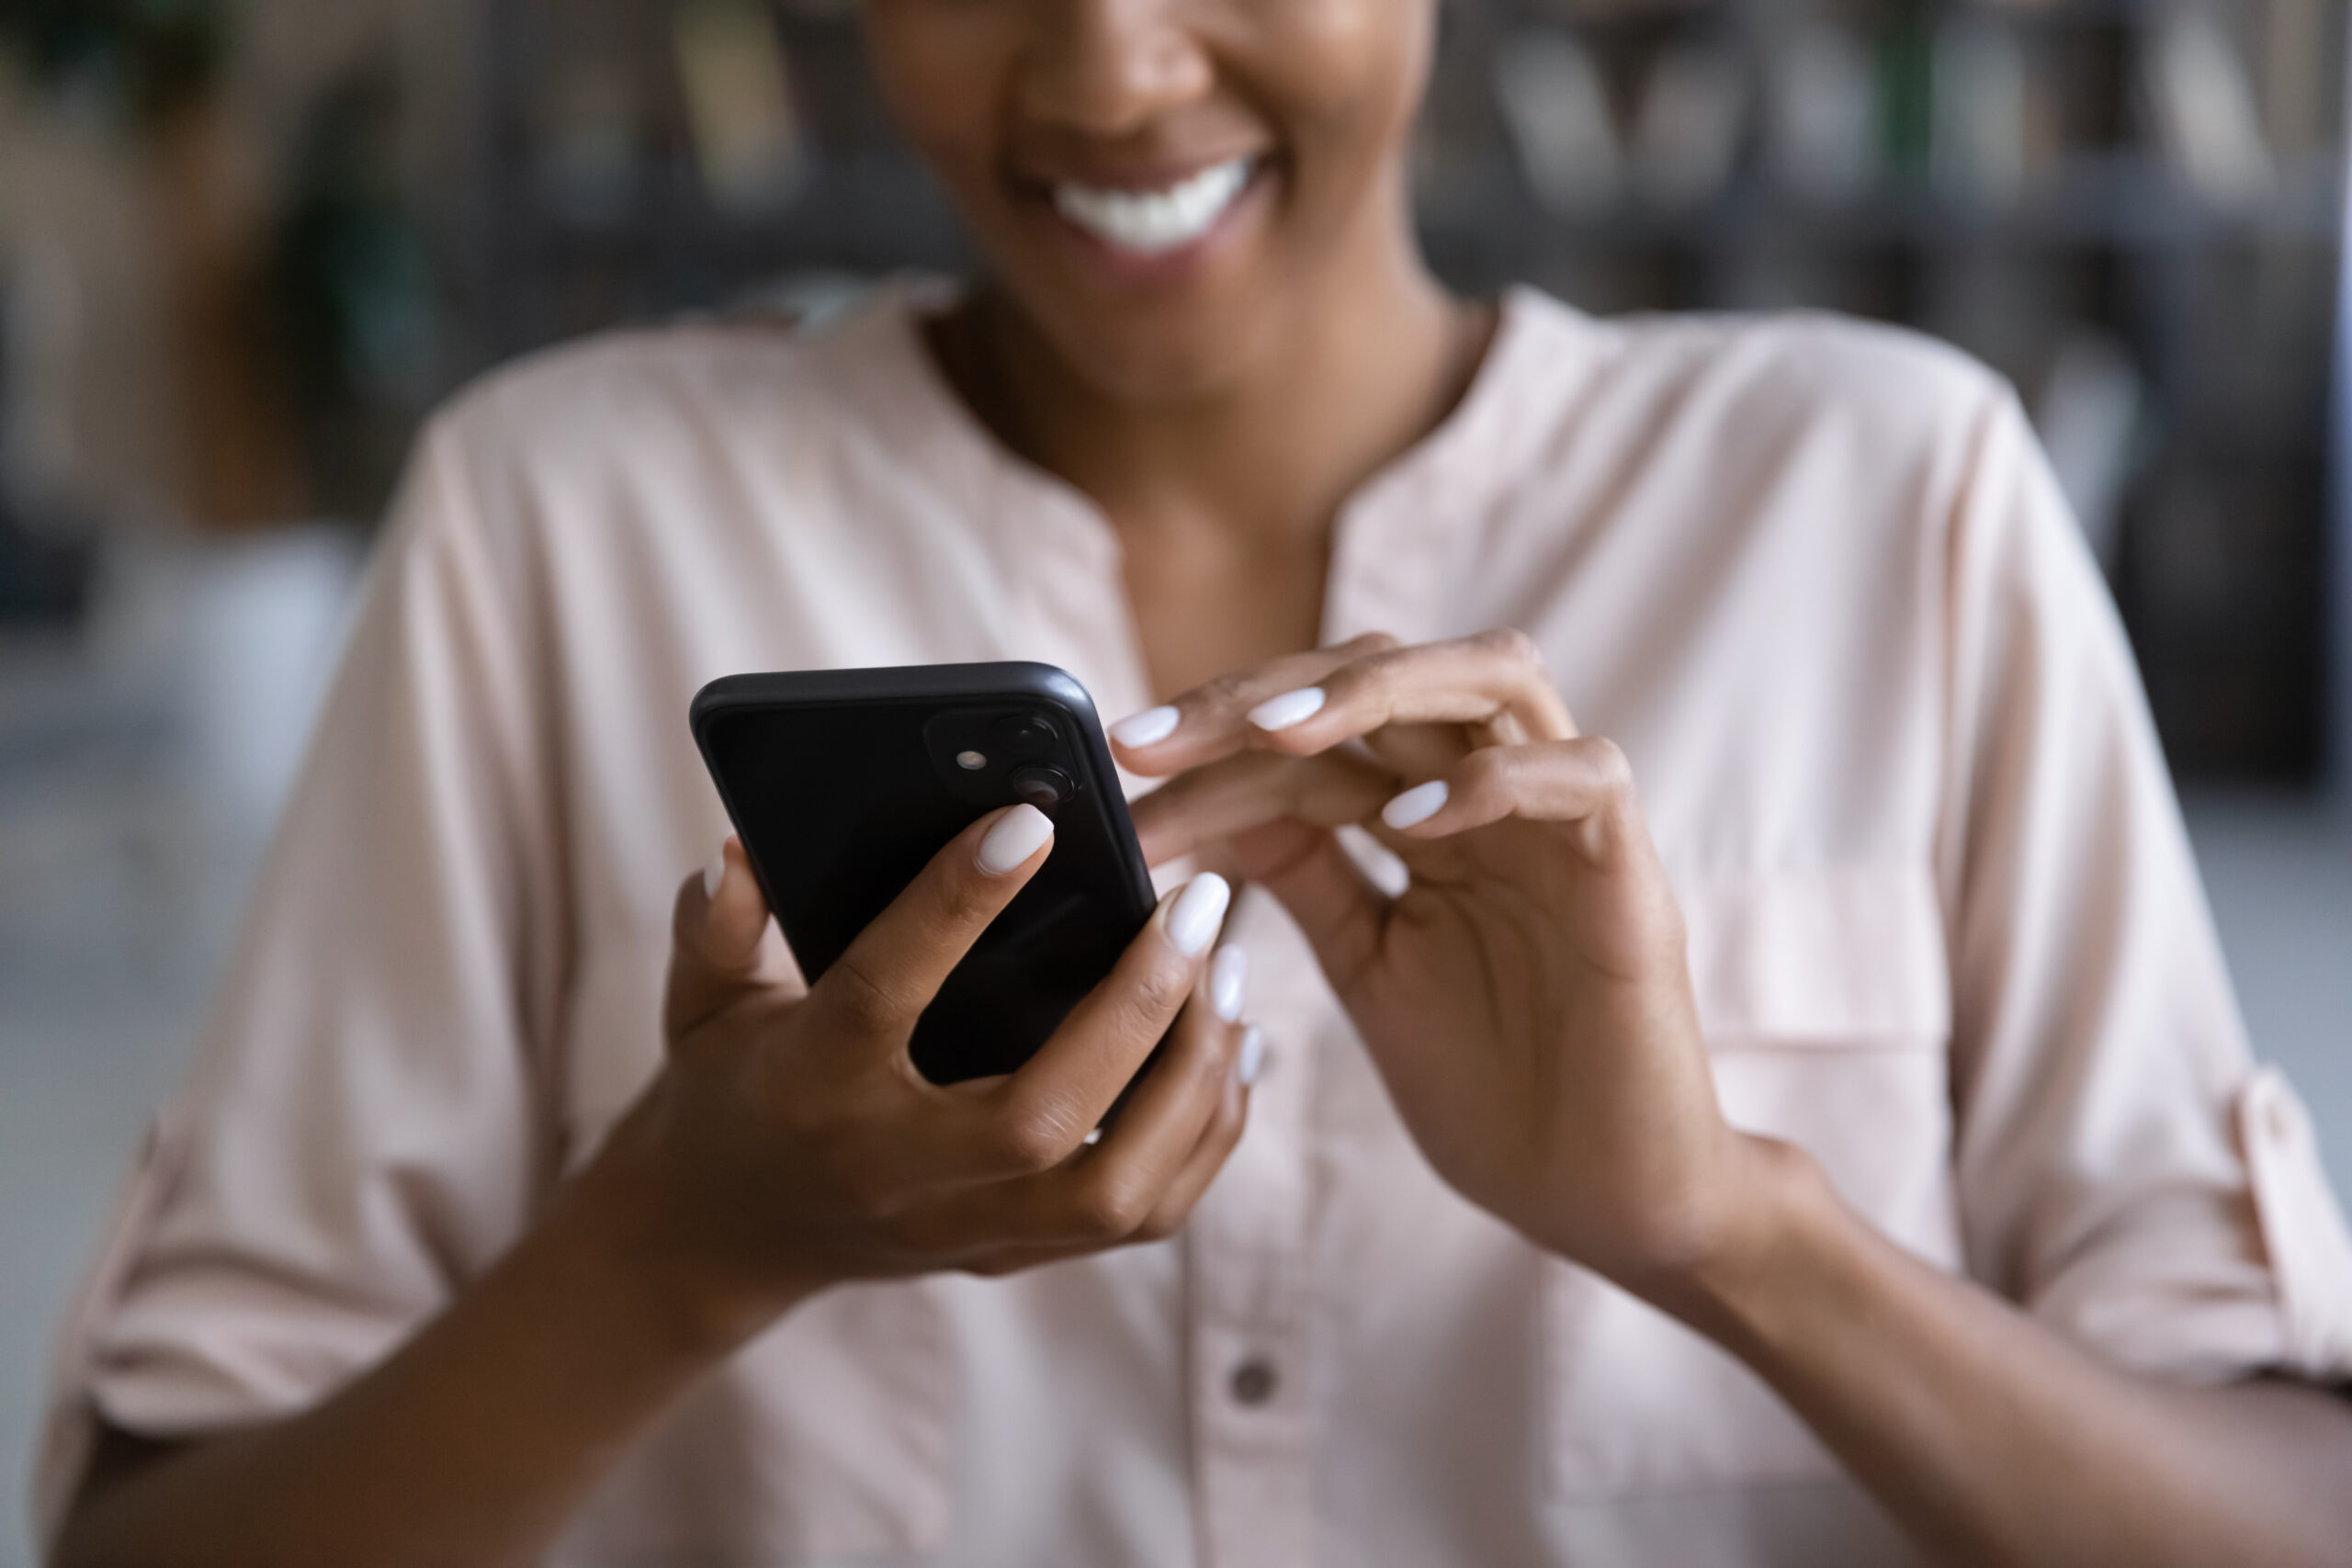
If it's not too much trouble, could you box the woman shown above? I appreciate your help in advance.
[41,0,2352,1562]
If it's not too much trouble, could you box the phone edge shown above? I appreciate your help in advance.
[687,662,1159,924]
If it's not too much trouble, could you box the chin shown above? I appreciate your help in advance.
[963,155,1305,408]
[1033,308,1280,407]
[988,248,1295,408]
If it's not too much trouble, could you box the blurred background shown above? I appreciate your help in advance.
[1,0,2348,1558]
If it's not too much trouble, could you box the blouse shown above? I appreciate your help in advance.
[39,277,2352,1567]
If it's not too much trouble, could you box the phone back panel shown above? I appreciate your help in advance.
[691,663,1158,1084]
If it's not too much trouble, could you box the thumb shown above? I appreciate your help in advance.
[665,836,804,1039]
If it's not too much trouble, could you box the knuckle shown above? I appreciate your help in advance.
[1356,644,1415,688]
[772,1087,834,1145]
[1460,744,1513,784]
[1478,625,1545,671]
[823,955,919,1035]
[991,1102,1079,1173]
[1200,671,1251,709]
[1582,736,1634,794]
[1323,650,1401,713]
[1455,745,1516,803]
[930,865,995,924]
[1072,1170,1151,1238]
[837,1159,902,1223]
[1347,630,1403,654]
[1127,959,1196,1024]
[1186,1019,1239,1084]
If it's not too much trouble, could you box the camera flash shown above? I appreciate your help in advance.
[956,750,987,770]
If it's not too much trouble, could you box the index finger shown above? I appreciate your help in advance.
[1106,633,1398,774]
[950,874,1233,1177]
[804,804,1057,1048]
[1125,749,1396,866]
[1111,629,1576,776]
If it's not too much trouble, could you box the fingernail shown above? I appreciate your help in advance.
[1382,779,1449,830]
[1210,944,1249,1023]
[1236,1026,1268,1087]
[1110,705,1181,748]
[1165,872,1232,957]
[703,844,729,900]
[977,803,1055,875]
[1247,687,1326,731]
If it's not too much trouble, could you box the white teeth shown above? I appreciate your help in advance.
[1053,158,1254,254]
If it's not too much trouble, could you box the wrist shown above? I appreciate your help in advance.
[1628,1134,1845,1352]
[552,1114,828,1362]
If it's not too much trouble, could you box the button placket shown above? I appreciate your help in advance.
[1227,1356,1279,1406]
[1185,889,1320,1568]
[1178,483,1454,1568]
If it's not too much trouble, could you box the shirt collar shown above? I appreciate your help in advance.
[817,273,1596,567]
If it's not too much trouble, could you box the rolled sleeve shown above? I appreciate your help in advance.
[33,1106,186,1544]
[33,412,567,1546]
[1938,389,2352,1388]
[2237,1068,2352,1380]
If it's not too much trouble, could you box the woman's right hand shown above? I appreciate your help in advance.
[571,805,1252,1353]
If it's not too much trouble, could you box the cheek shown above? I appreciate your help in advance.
[1257,0,1434,196]
[863,6,1005,193]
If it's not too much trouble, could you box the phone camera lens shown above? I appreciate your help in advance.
[1009,764,1073,810]
[992,714,1059,759]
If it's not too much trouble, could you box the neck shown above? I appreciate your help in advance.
[947,195,1486,557]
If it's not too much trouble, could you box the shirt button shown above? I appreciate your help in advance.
[1228,1357,1279,1407]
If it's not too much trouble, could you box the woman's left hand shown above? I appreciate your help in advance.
[1116,630,1776,1292]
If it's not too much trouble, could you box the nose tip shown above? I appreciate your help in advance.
[1019,0,1215,134]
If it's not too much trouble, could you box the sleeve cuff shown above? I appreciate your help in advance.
[33,1105,186,1551]
[2237,1066,2352,1381]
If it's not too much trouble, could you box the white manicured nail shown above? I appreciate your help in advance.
[1166,873,1232,957]
[1382,780,1450,830]
[1236,1026,1268,1087]
[1210,944,1250,1023]
[703,846,728,900]
[1248,687,1326,731]
[977,803,1055,875]
[1110,705,1181,748]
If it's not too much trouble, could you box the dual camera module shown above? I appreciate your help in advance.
[924,707,1080,813]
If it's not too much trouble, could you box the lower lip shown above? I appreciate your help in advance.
[1029,162,1274,286]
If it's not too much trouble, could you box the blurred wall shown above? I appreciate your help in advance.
[0,65,180,531]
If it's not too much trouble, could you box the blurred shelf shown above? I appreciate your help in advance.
[460,0,2348,784]
[1418,152,2347,256]
[510,148,2346,261]
[523,154,967,255]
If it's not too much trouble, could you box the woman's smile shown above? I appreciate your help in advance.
[1026,153,1277,285]
[1046,152,1269,264]
[1048,155,1259,255]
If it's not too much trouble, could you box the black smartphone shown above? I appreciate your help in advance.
[689,661,1159,1086]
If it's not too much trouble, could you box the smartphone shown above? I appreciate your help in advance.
[690,661,1159,1086]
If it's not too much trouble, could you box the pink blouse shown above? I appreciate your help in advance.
[40,278,2352,1566]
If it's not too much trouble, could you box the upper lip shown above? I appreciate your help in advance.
[1008,151,1268,197]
